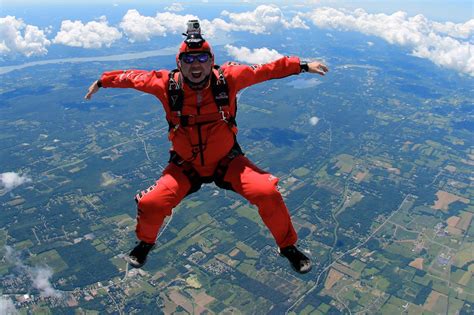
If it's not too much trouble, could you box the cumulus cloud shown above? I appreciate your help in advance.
[287,77,322,89]
[310,116,320,125]
[0,296,17,315]
[164,3,184,12]
[153,12,201,35]
[119,10,233,42]
[0,16,51,57]
[5,4,471,77]
[305,8,474,75]
[221,4,307,34]
[4,246,62,299]
[120,10,190,42]
[53,16,122,48]
[288,14,310,30]
[0,172,31,192]
[200,18,234,38]
[116,5,310,43]
[225,44,282,64]
[31,267,61,298]
[431,19,474,39]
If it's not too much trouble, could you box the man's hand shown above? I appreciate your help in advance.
[84,80,100,100]
[308,62,329,76]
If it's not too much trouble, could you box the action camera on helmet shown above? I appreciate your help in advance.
[183,19,205,49]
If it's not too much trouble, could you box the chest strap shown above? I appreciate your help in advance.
[172,109,233,127]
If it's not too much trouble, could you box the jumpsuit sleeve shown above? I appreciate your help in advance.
[99,69,168,101]
[223,56,302,92]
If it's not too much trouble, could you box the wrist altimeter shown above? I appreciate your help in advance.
[300,61,309,73]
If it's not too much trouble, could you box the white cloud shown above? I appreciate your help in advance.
[287,14,309,30]
[287,77,322,89]
[164,3,184,12]
[119,10,232,42]
[4,246,62,299]
[221,4,307,34]
[119,6,307,43]
[305,8,474,75]
[0,16,51,57]
[154,12,201,35]
[367,41,374,46]
[200,18,234,39]
[0,172,31,192]
[120,10,193,42]
[0,296,17,315]
[225,44,283,64]
[309,116,320,125]
[431,19,474,39]
[31,267,61,298]
[53,16,122,48]
[119,9,167,42]
[4,5,471,77]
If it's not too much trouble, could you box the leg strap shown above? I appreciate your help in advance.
[169,152,203,195]
[168,142,244,194]
[213,142,244,191]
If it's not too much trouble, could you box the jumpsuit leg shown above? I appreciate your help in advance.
[223,155,298,248]
[134,163,192,244]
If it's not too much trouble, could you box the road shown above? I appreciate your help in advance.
[285,194,416,314]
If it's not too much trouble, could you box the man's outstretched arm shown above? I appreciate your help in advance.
[224,56,328,92]
[83,70,168,101]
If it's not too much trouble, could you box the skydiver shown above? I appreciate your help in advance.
[85,20,328,274]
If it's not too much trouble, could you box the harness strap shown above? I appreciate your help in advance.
[211,67,229,108]
[213,142,243,191]
[171,108,233,127]
[169,142,244,195]
[168,69,184,113]
[169,151,203,195]
[167,66,235,131]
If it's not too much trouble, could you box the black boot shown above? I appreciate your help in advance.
[128,241,155,268]
[279,245,312,274]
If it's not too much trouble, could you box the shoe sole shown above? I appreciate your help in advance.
[279,252,312,274]
[125,255,146,269]
[126,244,156,269]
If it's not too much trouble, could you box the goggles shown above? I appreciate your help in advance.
[180,53,211,64]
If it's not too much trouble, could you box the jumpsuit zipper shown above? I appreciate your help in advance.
[197,91,205,166]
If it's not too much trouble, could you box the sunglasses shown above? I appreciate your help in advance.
[181,53,211,64]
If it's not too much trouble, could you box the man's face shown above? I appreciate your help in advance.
[179,53,213,84]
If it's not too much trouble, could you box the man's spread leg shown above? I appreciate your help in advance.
[131,162,197,268]
[223,155,298,249]
[223,156,311,273]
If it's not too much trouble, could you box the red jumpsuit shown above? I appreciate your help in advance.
[100,56,302,248]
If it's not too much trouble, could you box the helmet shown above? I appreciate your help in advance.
[176,20,214,67]
[176,40,213,63]
[178,39,212,55]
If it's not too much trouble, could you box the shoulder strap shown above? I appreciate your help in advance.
[211,65,229,108]
[168,69,184,112]
[168,67,231,113]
